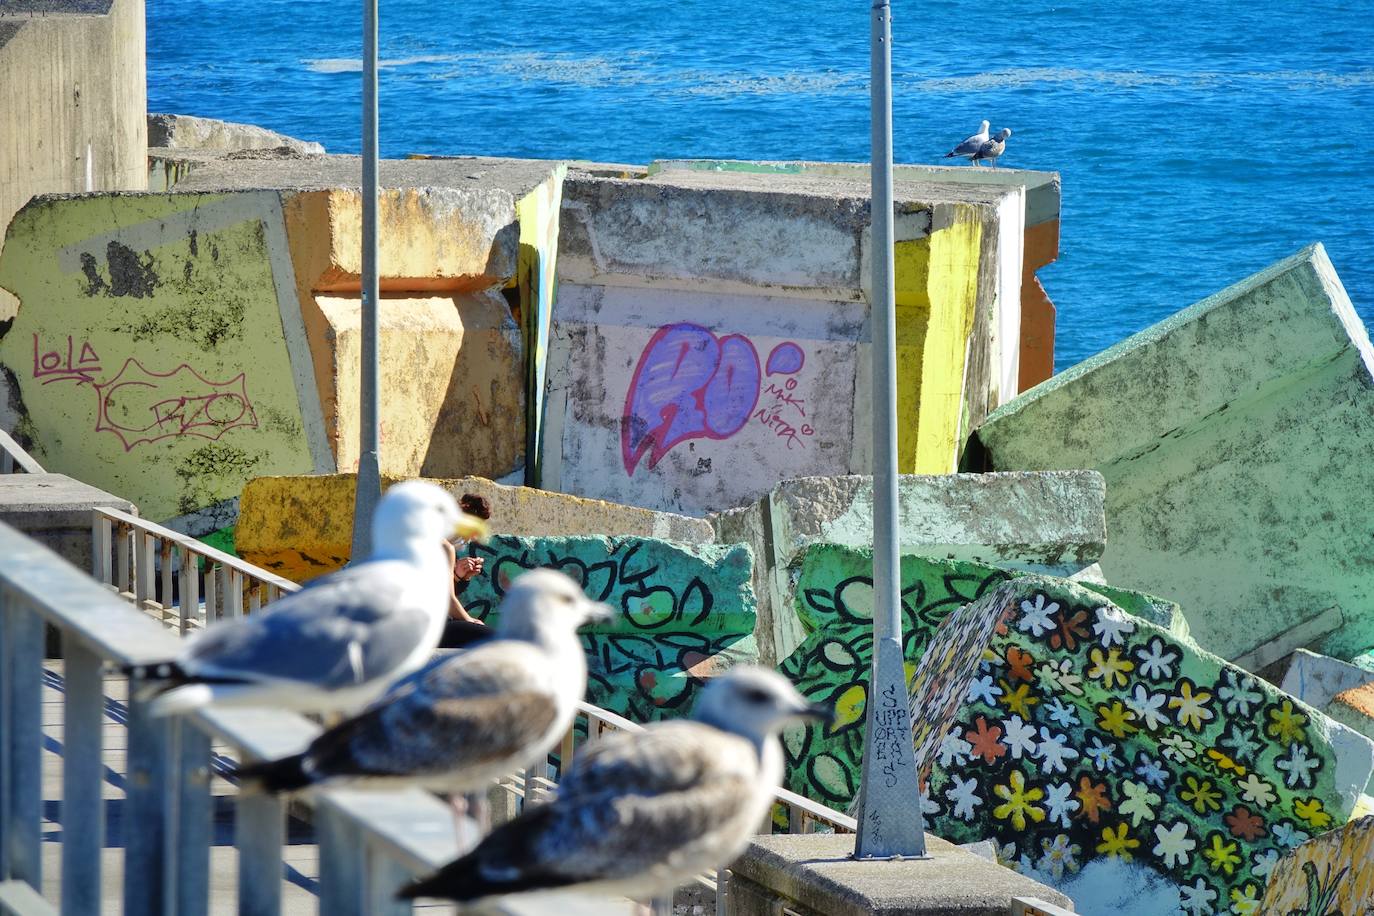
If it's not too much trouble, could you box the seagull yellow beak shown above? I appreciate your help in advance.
[452,514,489,542]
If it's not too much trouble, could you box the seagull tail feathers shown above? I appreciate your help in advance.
[234,753,313,795]
[396,862,500,903]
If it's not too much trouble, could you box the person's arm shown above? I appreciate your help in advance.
[442,539,486,624]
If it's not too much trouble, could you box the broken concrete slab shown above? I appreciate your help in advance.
[147,113,325,155]
[973,244,1374,664]
[235,473,712,582]
[1281,649,1374,712]
[0,473,135,573]
[712,471,1107,666]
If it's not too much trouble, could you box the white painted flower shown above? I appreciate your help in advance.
[937,728,973,768]
[1034,727,1078,774]
[1219,723,1262,762]
[921,792,940,816]
[1160,733,1198,763]
[1034,661,1062,692]
[1275,742,1319,789]
[945,775,983,821]
[994,841,1019,869]
[1125,684,1169,731]
[1085,735,1121,772]
[1180,877,1217,916]
[1237,773,1277,808]
[1118,779,1161,827]
[1135,636,1178,680]
[1036,834,1080,880]
[1037,658,1084,696]
[1044,696,1080,728]
[1272,820,1310,848]
[966,674,1002,706]
[1043,781,1079,828]
[1002,715,1037,760]
[1250,848,1281,879]
[1153,821,1196,868]
[1133,752,1170,789]
[1092,605,1135,648]
[1018,594,1059,638]
[1218,669,1263,717]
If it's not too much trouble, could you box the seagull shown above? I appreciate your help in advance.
[125,481,488,718]
[398,667,832,905]
[234,568,613,796]
[972,128,1012,168]
[943,119,990,161]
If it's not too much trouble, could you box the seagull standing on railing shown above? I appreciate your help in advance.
[234,569,611,800]
[124,481,487,718]
[398,667,832,906]
[943,119,990,162]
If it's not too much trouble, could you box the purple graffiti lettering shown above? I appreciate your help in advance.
[765,342,805,376]
[32,334,102,385]
[93,358,259,451]
[621,324,761,475]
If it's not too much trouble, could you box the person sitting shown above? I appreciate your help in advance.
[439,493,493,649]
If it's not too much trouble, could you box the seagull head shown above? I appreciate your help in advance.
[692,667,832,743]
[497,568,615,642]
[370,481,488,561]
[977,119,990,133]
[995,128,1012,140]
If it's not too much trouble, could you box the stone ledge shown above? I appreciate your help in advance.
[726,834,1073,916]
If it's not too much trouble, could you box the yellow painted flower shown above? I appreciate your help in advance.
[999,681,1039,718]
[1202,834,1241,875]
[993,770,1046,831]
[1168,680,1215,732]
[1229,883,1260,916]
[1087,647,1134,688]
[1293,796,1332,829]
[1266,700,1308,744]
[1095,822,1140,861]
[1180,776,1222,814]
[1096,701,1139,738]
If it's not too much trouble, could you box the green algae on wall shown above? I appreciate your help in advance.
[459,535,756,722]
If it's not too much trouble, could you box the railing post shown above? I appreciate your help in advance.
[60,636,104,916]
[364,847,411,916]
[317,804,366,916]
[91,514,112,584]
[179,547,200,634]
[123,695,172,915]
[236,791,285,916]
[0,595,42,888]
[173,720,212,916]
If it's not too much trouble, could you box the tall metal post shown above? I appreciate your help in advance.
[853,0,927,859]
[351,0,382,561]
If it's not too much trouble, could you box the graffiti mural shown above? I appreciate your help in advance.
[459,535,757,722]
[93,358,259,451]
[621,322,810,474]
[1256,815,1374,915]
[920,580,1367,916]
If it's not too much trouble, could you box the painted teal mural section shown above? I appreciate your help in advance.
[461,535,756,722]
[778,544,1177,808]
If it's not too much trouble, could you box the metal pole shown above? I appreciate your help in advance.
[351,0,382,561]
[853,0,926,859]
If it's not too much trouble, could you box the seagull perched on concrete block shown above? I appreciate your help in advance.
[972,128,1013,168]
[398,667,832,905]
[944,119,990,161]
[125,481,487,718]
[235,568,612,795]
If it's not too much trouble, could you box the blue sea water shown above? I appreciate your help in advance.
[147,0,1374,370]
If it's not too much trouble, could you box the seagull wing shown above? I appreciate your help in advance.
[401,722,758,901]
[180,560,435,690]
[302,641,561,781]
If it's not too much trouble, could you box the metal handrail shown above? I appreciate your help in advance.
[0,429,43,474]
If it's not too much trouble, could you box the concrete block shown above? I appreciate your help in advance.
[147,114,325,155]
[235,473,712,582]
[713,471,1106,666]
[652,159,1062,390]
[974,244,1374,663]
[543,168,1024,515]
[726,833,1073,916]
[1256,815,1374,914]
[780,545,1182,812]
[460,534,756,722]
[1281,649,1374,712]
[0,473,135,572]
[892,576,1373,916]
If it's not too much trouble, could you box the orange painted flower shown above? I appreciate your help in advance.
[1006,646,1036,682]
[1074,775,1112,824]
[1050,608,1091,652]
[965,715,1007,765]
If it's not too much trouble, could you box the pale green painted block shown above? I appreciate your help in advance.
[976,245,1374,663]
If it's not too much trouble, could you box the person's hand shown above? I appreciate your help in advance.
[453,556,484,582]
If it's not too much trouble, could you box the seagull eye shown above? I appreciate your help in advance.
[741,687,771,704]
[559,593,577,605]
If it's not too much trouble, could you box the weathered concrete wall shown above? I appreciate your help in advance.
[0,157,565,528]
[712,471,1108,666]
[974,245,1374,663]
[236,473,712,581]
[147,114,325,155]
[459,535,755,722]
[0,0,147,317]
[543,168,1023,516]
[0,473,136,574]
[651,159,1059,390]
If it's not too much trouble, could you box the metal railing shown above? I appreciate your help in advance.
[0,518,465,916]
[90,506,299,632]
[0,429,43,474]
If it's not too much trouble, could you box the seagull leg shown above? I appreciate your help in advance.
[446,792,484,855]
